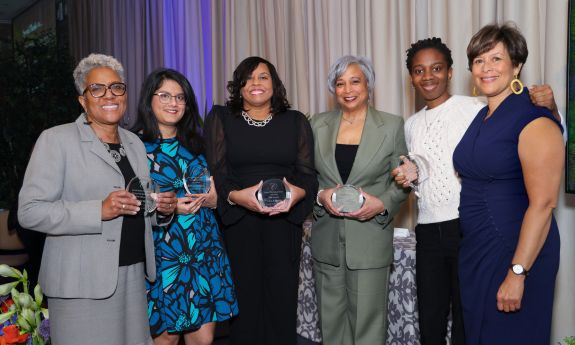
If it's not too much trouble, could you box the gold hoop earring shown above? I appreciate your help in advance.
[472,86,478,97]
[510,75,524,95]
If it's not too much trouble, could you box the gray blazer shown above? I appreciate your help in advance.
[18,115,156,299]
[310,106,409,269]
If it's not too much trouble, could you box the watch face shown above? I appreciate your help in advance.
[512,264,524,275]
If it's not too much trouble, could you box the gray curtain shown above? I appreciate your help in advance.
[68,0,163,128]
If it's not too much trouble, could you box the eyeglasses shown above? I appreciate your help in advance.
[83,82,127,98]
[153,92,186,105]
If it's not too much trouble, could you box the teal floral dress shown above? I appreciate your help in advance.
[144,137,239,335]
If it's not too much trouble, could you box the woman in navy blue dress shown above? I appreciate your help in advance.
[453,24,564,345]
[133,68,239,345]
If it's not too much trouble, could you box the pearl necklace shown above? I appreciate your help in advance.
[241,110,273,127]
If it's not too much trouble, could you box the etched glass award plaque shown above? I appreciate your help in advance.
[396,153,430,197]
[257,178,291,207]
[126,176,158,215]
[183,165,211,195]
[331,184,364,213]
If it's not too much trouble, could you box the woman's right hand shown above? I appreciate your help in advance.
[177,195,206,215]
[391,155,418,188]
[228,181,270,214]
[317,185,343,217]
[102,189,141,220]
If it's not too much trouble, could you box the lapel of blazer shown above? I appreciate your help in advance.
[347,106,387,185]
[76,114,122,175]
[317,110,343,184]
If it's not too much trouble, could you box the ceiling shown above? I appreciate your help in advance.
[0,0,37,24]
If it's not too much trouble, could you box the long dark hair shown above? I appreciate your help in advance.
[133,68,204,154]
[226,56,290,114]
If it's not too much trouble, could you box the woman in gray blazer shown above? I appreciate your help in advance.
[18,54,177,345]
[310,55,409,345]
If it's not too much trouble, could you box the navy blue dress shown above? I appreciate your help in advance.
[453,89,561,345]
[144,137,239,336]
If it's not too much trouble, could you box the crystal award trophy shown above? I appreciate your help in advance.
[257,178,291,207]
[183,165,211,195]
[331,184,365,213]
[126,176,158,215]
[396,153,430,197]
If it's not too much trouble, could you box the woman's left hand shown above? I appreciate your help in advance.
[392,156,418,188]
[496,272,525,312]
[201,177,217,209]
[345,188,386,221]
[528,84,559,119]
[267,178,306,216]
[155,191,177,215]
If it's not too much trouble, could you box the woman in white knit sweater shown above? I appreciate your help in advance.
[393,37,561,345]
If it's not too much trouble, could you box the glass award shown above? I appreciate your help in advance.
[331,184,364,213]
[126,176,158,215]
[257,178,291,207]
[396,153,430,197]
[183,165,211,195]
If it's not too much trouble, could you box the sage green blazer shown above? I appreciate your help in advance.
[310,106,409,269]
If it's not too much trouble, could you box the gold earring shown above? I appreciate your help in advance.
[472,86,478,97]
[510,75,524,95]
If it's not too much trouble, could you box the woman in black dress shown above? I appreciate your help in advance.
[204,56,317,345]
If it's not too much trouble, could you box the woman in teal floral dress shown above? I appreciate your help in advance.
[133,68,238,345]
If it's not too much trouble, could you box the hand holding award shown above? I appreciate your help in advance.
[126,176,159,215]
[395,153,430,197]
[257,178,292,208]
[331,184,365,213]
[183,165,211,195]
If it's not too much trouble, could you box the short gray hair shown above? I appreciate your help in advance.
[73,53,125,95]
[327,55,375,95]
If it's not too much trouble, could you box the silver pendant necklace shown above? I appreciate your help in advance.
[100,138,126,163]
[242,110,273,127]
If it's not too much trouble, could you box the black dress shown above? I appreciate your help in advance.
[204,105,317,345]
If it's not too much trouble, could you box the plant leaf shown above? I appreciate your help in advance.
[0,309,16,323]
[17,314,32,332]
[11,288,20,306]
[0,264,22,279]
[34,284,43,307]
[41,307,49,319]
[22,307,36,327]
[19,293,34,309]
[0,281,19,295]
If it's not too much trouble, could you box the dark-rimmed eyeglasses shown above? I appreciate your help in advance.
[153,92,186,105]
[83,82,127,98]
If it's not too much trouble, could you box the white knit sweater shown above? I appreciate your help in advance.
[404,95,484,224]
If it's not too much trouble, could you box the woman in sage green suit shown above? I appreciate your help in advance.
[310,55,409,345]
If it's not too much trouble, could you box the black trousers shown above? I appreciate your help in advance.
[224,213,302,345]
[415,218,466,345]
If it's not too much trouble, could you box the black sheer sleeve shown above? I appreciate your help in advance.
[286,112,318,224]
[204,105,247,225]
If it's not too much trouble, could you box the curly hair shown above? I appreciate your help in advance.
[132,68,204,155]
[73,53,125,95]
[405,37,453,72]
[225,56,290,115]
